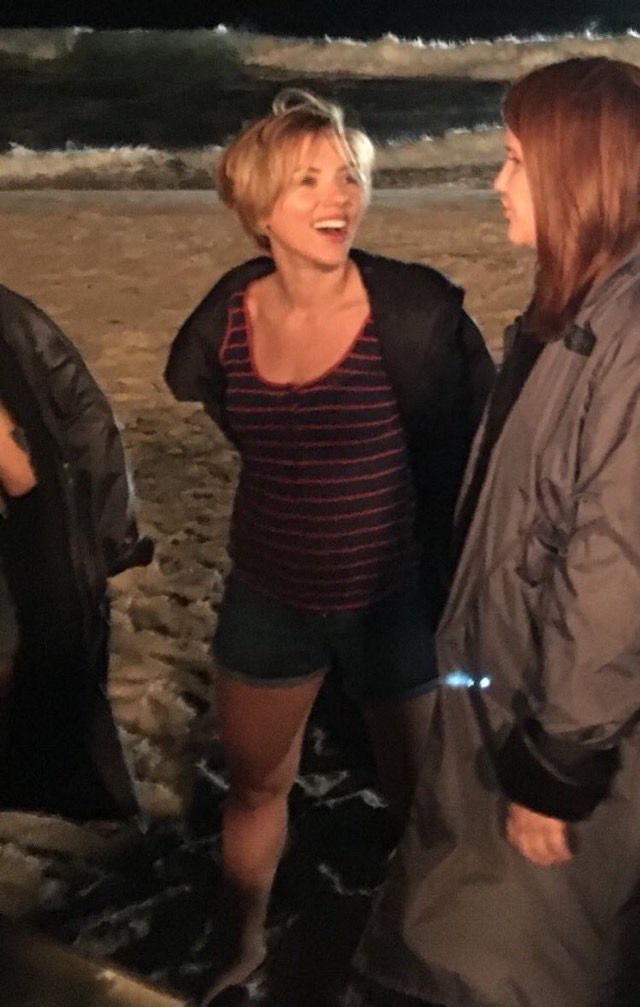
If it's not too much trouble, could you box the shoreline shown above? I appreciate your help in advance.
[0,183,496,210]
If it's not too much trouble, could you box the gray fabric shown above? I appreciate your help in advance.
[355,245,640,1006]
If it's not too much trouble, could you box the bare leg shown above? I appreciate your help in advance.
[363,689,437,828]
[202,672,325,1004]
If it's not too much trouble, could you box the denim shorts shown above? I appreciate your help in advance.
[212,574,438,707]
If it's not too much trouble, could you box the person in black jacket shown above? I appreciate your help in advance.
[0,285,152,823]
[0,403,36,700]
[165,89,494,1003]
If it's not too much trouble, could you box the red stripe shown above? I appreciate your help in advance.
[242,480,410,503]
[238,429,400,450]
[243,462,406,485]
[238,527,410,557]
[227,384,395,396]
[233,563,384,586]
[236,573,413,602]
[232,418,397,432]
[238,495,411,522]
[244,446,403,467]
[338,367,386,375]
[228,401,397,413]
[235,505,412,538]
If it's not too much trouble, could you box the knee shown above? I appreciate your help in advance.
[228,773,292,813]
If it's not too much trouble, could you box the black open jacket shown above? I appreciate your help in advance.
[0,284,151,820]
[165,249,495,625]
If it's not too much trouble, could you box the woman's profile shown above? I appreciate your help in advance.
[353,56,640,1007]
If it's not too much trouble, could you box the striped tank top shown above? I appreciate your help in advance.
[220,289,418,612]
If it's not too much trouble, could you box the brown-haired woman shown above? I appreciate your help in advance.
[166,90,494,1003]
[351,56,640,1007]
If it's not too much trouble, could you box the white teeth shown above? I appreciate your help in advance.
[314,219,347,230]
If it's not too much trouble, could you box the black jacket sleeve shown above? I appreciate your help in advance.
[165,257,274,429]
[412,309,495,626]
[0,288,151,584]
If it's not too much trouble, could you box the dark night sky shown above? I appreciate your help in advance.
[0,1,630,39]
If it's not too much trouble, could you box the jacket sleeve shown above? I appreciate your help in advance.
[164,292,225,418]
[165,256,274,426]
[497,329,640,820]
[415,309,495,625]
[20,304,150,581]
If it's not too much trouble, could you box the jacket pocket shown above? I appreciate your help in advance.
[516,522,565,588]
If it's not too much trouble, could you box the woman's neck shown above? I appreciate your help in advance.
[267,253,360,313]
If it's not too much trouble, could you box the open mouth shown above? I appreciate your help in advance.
[314,218,348,237]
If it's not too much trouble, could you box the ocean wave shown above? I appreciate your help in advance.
[1,24,639,80]
[0,127,504,190]
[243,29,640,80]
[2,26,639,167]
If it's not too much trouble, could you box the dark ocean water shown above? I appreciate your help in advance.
[1,26,639,154]
[0,42,502,151]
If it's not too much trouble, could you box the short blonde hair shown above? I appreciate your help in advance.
[217,89,375,250]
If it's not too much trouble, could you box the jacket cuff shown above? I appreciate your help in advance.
[495,719,619,822]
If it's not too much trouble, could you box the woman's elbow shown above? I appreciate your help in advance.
[2,462,37,497]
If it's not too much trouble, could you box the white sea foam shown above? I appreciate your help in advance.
[1,25,637,186]
[243,29,640,79]
[1,24,639,80]
[0,127,504,189]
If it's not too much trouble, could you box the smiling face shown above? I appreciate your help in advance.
[493,128,537,248]
[261,130,367,268]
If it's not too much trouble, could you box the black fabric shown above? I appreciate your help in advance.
[165,250,495,628]
[452,322,544,570]
[0,284,152,592]
[0,293,141,821]
[496,720,620,822]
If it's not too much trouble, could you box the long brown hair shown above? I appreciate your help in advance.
[504,57,640,338]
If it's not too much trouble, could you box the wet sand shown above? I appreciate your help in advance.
[0,188,534,1003]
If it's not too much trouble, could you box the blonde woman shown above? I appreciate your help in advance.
[166,90,494,1002]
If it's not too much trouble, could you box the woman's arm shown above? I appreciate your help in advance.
[0,403,36,496]
[496,323,640,829]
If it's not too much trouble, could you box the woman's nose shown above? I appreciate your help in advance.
[323,178,351,204]
[493,164,506,193]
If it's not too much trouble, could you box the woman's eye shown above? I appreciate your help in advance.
[299,175,316,186]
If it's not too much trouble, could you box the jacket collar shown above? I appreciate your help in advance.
[577,240,640,326]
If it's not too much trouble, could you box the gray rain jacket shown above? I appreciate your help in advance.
[355,246,640,1007]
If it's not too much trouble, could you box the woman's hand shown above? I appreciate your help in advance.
[0,404,36,497]
[506,802,572,866]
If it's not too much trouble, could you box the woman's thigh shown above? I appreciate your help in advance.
[216,674,325,792]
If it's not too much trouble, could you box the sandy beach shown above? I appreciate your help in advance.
[0,186,534,1001]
